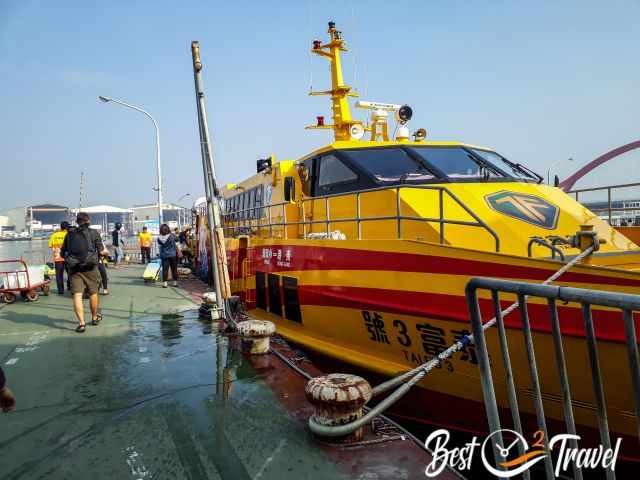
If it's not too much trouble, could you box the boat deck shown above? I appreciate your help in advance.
[0,265,458,479]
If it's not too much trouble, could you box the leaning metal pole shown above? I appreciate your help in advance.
[191,41,225,319]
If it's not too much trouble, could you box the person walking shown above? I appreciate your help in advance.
[98,256,109,295]
[111,222,125,266]
[0,366,16,412]
[48,221,70,295]
[157,223,179,288]
[138,226,152,264]
[61,212,109,333]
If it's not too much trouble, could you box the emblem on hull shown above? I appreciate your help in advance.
[486,191,559,229]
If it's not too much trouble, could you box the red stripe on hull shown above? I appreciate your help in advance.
[249,244,640,288]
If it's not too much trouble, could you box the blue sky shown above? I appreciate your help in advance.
[1,1,639,209]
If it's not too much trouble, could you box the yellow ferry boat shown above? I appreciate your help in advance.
[221,22,640,460]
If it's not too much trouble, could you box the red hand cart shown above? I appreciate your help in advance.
[0,259,51,304]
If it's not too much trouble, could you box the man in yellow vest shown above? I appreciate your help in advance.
[48,221,70,294]
[138,226,152,264]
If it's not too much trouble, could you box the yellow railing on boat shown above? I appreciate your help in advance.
[222,184,501,251]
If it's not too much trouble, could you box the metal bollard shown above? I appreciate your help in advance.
[237,320,276,354]
[575,224,600,264]
[202,292,217,305]
[305,373,372,441]
[199,292,222,320]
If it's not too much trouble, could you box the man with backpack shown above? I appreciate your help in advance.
[61,212,109,333]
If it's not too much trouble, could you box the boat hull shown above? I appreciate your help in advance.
[228,238,640,460]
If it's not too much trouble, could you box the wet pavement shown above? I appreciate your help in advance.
[0,266,352,479]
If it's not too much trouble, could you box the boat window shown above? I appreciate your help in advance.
[267,274,282,316]
[255,184,264,217]
[232,195,239,220]
[248,188,256,218]
[318,154,358,188]
[343,147,435,183]
[411,147,505,179]
[299,159,314,196]
[470,148,538,181]
[283,276,302,323]
[255,271,266,309]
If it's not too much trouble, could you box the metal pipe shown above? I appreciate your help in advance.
[325,197,330,235]
[396,187,402,239]
[527,237,565,261]
[356,192,361,240]
[622,309,640,440]
[191,41,225,318]
[582,303,614,480]
[568,181,640,195]
[467,286,504,469]
[517,295,555,479]
[492,291,530,480]
[438,189,444,245]
[548,299,583,480]
[608,188,612,225]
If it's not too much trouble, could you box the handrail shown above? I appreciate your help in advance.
[467,276,640,480]
[568,181,640,194]
[527,237,565,261]
[568,181,640,225]
[221,185,501,252]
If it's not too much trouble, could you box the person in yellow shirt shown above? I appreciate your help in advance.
[138,226,152,264]
[48,221,70,295]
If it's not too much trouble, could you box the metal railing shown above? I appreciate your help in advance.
[569,181,640,225]
[222,185,500,251]
[466,278,640,480]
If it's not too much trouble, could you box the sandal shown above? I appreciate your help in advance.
[75,324,86,333]
[91,314,103,326]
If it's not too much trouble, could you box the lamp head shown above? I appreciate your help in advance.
[98,95,111,103]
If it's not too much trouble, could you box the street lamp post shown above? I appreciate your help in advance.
[547,157,574,185]
[98,96,163,227]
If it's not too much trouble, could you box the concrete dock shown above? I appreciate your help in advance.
[0,266,457,480]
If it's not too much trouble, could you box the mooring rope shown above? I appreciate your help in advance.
[309,245,596,437]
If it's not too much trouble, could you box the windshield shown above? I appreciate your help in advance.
[344,147,435,182]
[410,147,505,179]
[470,148,538,181]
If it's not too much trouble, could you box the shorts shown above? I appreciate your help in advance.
[70,266,101,295]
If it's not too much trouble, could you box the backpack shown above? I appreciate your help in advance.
[65,227,99,270]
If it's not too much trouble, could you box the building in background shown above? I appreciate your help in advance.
[0,204,71,236]
[70,205,133,235]
[131,203,192,234]
[583,199,640,226]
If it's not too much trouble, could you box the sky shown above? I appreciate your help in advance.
[1,0,639,210]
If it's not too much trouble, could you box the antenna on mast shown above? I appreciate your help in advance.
[305,21,363,142]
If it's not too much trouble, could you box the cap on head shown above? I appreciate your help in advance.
[115,222,122,229]
[60,221,70,230]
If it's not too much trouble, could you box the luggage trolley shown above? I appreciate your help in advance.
[0,259,51,304]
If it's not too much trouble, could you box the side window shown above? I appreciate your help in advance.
[317,154,357,193]
[255,184,263,217]
[299,159,315,196]
[240,192,247,219]
[248,188,256,219]
[255,271,266,309]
